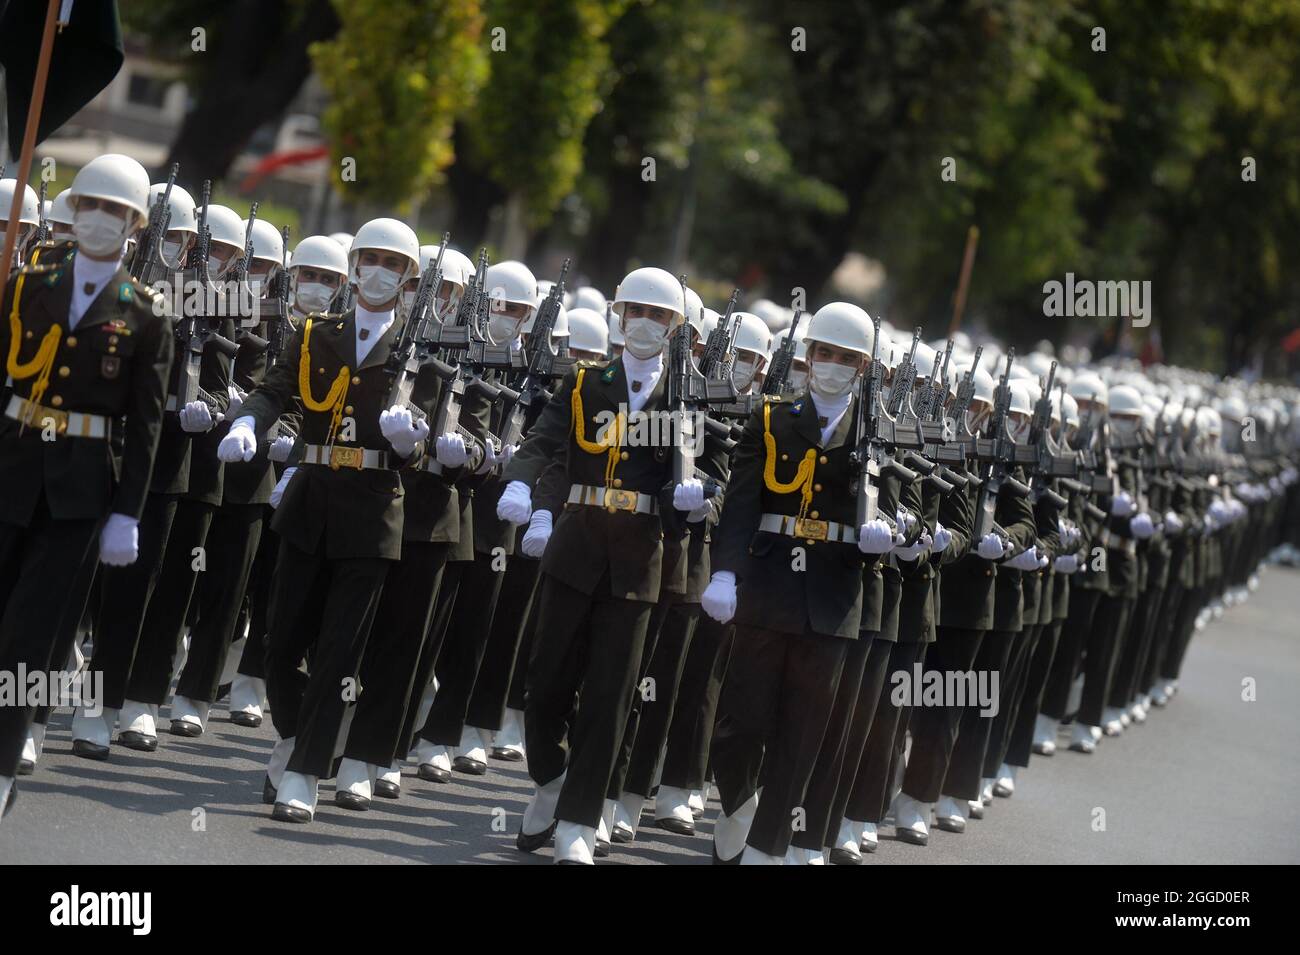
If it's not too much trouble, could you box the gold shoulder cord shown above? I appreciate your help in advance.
[298,317,351,445]
[6,248,62,422]
[762,400,817,522]
[571,367,625,489]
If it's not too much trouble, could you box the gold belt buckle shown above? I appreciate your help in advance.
[33,403,69,435]
[603,487,638,512]
[330,446,364,470]
[793,517,828,541]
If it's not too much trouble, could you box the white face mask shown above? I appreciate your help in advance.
[295,281,332,314]
[401,289,417,312]
[356,264,404,306]
[488,311,523,345]
[732,357,759,391]
[623,317,668,358]
[73,208,130,257]
[809,360,857,397]
[787,368,808,393]
[160,238,184,266]
[208,255,228,278]
[1111,417,1141,440]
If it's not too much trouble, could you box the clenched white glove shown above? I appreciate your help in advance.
[1005,545,1042,571]
[1054,554,1080,574]
[1163,510,1183,534]
[379,405,429,459]
[99,514,139,566]
[270,467,297,509]
[435,432,469,468]
[179,400,214,434]
[932,522,953,554]
[475,439,498,476]
[521,509,553,558]
[896,507,916,536]
[857,519,895,555]
[976,532,1007,561]
[218,416,258,462]
[701,571,737,624]
[500,444,517,469]
[1110,490,1135,517]
[268,434,295,463]
[226,385,245,420]
[1129,512,1155,539]
[893,530,933,562]
[673,479,707,513]
[497,480,533,524]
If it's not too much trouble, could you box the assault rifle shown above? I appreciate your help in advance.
[761,309,802,397]
[176,180,238,410]
[969,351,1031,540]
[496,258,574,449]
[130,162,177,283]
[849,316,919,534]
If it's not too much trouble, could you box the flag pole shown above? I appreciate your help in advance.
[0,0,63,306]
[947,224,980,336]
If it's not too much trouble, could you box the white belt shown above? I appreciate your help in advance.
[567,483,658,515]
[302,444,389,470]
[759,512,857,544]
[5,395,110,439]
[165,394,181,412]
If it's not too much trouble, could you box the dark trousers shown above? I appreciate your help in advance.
[34,559,98,725]
[606,597,672,801]
[176,503,264,703]
[235,526,280,681]
[0,503,99,777]
[504,584,540,713]
[125,498,215,705]
[625,600,701,798]
[845,639,928,824]
[1078,595,1132,726]
[1161,584,1203,681]
[983,624,1040,777]
[901,626,984,803]
[401,559,466,755]
[421,553,506,747]
[90,492,178,710]
[1110,583,1163,708]
[345,539,448,767]
[661,615,733,792]
[943,628,1015,801]
[1006,618,1064,768]
[1141,581,1183,693]
[793,634,890,851]
[1040,587,1103,719]
[264,538,390,777]
[710,625,848,858]
[524,572,654,829]
[465,555,542,732]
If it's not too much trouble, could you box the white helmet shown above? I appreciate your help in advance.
[733,312,774,359]
[749,298,788,333]
[683,286,704,330]
[1216,394,1248,422]
[204,204,246,249]
[1195,406,1221,437]
[692,306,720,343]
[950,364,995,405]
[1007,381,1034,417]
[802,302,879,357]
[485,260,539,311]
[1109,384,1144,418]
[608,311,625,347]
[1022,352,1054,380]
[48,190,75,226]
[349,217,419,279]
[291,235,349,277]
[1056,390,1080,429]
[329,232,354,249]
[1067,371,1109,408]
[913,341,939,379]
[572,285,606,313]
[244,218,285,265]
[566,307,609,355]
[67,153,151,225]
[612,266,685,321]
[149,182,197,234]
[0,178,40,226]
[523,301,569,337]
[419,243,472,289]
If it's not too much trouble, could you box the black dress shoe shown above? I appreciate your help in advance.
[169,719,203,738]
[271,802,312,824]
[935,816,966,834]
[490,746,524,762]
[594,838,610,858]
[374,779,400,799]
[861,839,878,854]
[516,820,557,853]
[610,826,634,845]
[117,731,158,752]
[829,847,863,866]
[262,776,278,805]
[655,816,695,837]
[72,739,110,761]
[895,828,929,847]
[335,791,370,811]
[230,711,262,728]
[712,844,743,865]
[418,762,451,784]
[17,759,34,776]
[968,802,985,820]
[452,755,487,776]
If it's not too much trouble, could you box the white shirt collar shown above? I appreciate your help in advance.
[354,303,395,363]
[68,252,125,330]
[809,387,852,445]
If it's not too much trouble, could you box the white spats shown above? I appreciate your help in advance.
[266,736,296,790]
[713,790,759,862]
[521,773,566,838]
[554,821,597,865]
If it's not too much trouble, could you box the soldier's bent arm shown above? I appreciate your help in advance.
[238,327,303,436]
[502,368,577,488]
[709,406,766,577]
[115,307,175,519]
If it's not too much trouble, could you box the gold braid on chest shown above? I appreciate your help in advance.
[298,318,351,445]
[570,367,624,489]
[763,402,817,522]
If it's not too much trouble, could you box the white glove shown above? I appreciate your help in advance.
[1208,499,1230,525]
[268,434,295,463]
[893,531,933,562]
[1054,554,1080,574]
[99,513,139,566]
[379,405,429,459]
[1163,510,1183,534]
[1109,490,1135,517]
[226,385,244,420]
[1058,518,1080,550]
[500,443,517,469]
[857,519,895,555]
[673,479,707,513]
[497,480,533,524]
[932,522,952,554]
[475,439,499,476]
[701,571,737,624]
[976,532,1006,561]
[521,509,553,558]
[179,400,214,433]
[218,416,258,462]
[896,507,916,536]
[1005,545,1042,571]
[435,432,469,468]
[270,467,297,509]
[1129,512,1155,539]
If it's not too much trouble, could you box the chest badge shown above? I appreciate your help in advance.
[118,283,133,303]
[101,356,122,379]
[601,366,617,384]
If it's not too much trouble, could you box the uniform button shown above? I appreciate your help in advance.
[620,451,629,461]
[66,336,77,347]
[24,330,32,339]
[50,395,63,407]
[58,366,70,378]
[985,568,993,576]
[818,455,828,465]
[809,510,819,519]
[108,346,117,354]
[781,453,789,461]
[813,483,823,492]
[109,335,119,345]
[318,367,326,374]
[351,376,361,385]
[344,405,354,415]
[613,478,623,488]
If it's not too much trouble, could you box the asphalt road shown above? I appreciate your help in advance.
[3,564,1298,865]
